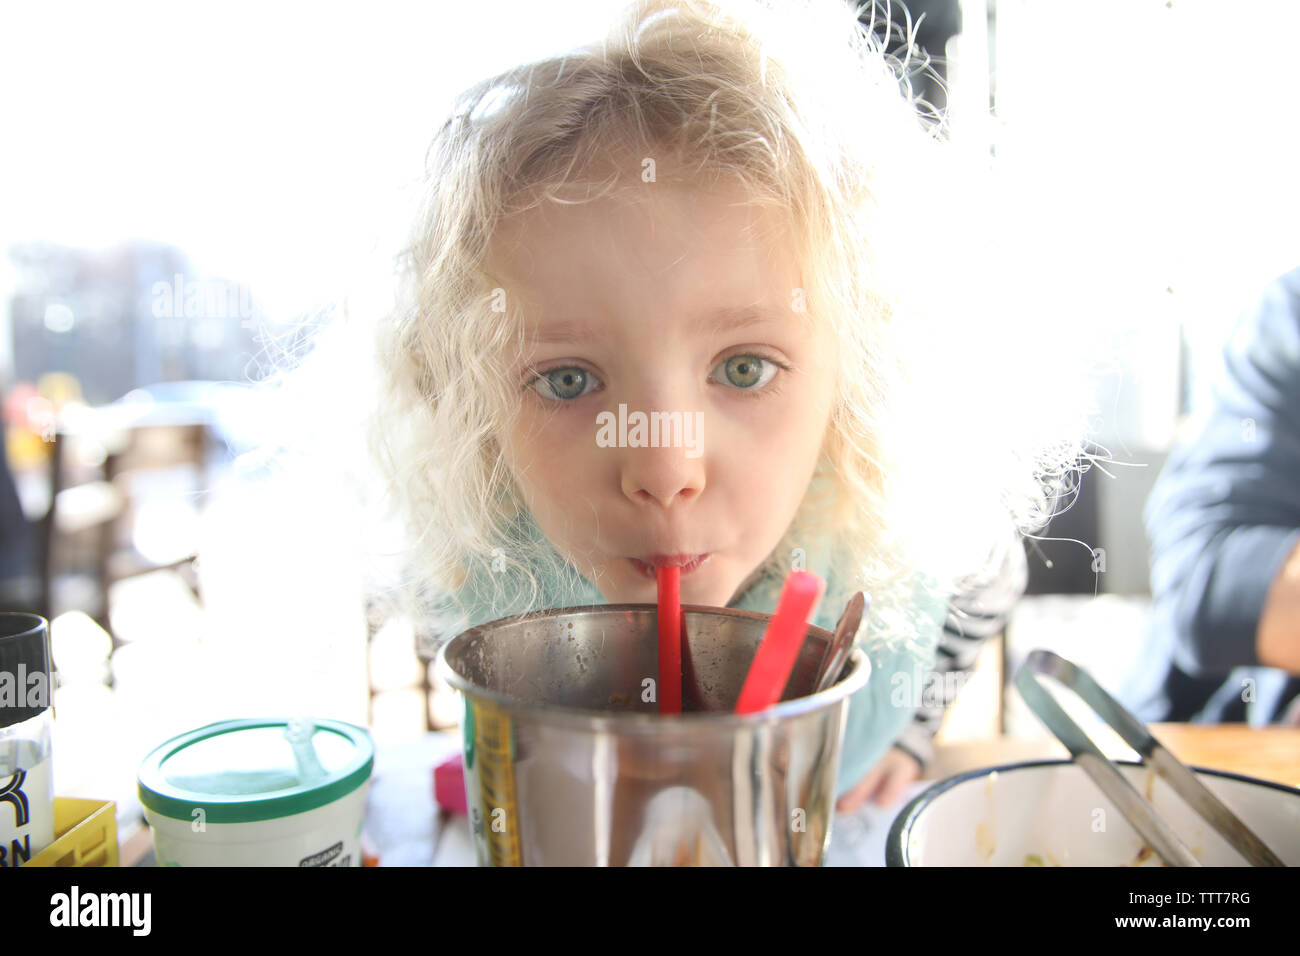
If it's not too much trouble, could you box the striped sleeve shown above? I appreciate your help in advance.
[893,532,1027,768]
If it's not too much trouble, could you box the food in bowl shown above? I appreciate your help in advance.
[887,759,1300,867]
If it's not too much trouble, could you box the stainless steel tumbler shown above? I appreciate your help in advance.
[437,603,870,866]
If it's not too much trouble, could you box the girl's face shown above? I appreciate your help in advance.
[487,180,837,607]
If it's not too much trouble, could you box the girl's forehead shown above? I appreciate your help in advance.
[484,193,822,358]
[485,180,796,281]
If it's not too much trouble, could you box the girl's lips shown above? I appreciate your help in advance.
[628,554,710,579]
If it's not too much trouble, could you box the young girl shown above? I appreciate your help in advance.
[339,0,1097,804]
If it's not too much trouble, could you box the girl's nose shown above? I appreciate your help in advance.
[612,376,706,508]
[616,416,707,508]
[621,449,705,509]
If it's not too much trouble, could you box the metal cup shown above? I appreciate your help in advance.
[437,603,870,866]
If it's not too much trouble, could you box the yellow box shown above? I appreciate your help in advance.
[25,798,119,867]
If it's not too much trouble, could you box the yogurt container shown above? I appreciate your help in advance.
[138,718,373,866]
[1,613,55,867]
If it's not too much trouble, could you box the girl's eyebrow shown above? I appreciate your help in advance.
[525,305,787,344]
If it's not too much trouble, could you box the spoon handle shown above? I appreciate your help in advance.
[814,591,867,694]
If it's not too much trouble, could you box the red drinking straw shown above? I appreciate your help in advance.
[734,570,827,715]
[657,565,682,714]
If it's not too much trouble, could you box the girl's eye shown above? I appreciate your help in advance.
[712,354,778,391]
[529,367,600,401]
[527,355,783,402]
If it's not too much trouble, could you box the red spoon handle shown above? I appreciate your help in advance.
[735,570,826,714]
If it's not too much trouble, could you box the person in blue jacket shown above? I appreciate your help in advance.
[1123,268,1300,726]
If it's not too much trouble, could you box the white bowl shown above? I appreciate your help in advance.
[886,759,1300,866]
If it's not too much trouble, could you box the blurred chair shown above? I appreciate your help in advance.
[37,417,209,648]
[0,421,38,611]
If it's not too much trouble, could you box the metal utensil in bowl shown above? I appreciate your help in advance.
[1014,649,1285,867]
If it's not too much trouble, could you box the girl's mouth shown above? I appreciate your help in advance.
[628,554,711,579]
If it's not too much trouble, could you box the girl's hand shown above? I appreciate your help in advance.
[835,746,922,813]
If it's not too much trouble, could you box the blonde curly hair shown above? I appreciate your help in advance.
[303,0,1102,646]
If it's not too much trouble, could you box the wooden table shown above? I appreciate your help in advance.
[926,724,1300,789]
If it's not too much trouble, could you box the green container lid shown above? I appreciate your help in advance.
[138,718,374,825]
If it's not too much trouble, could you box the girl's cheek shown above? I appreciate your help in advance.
[510,404,599,473]
[713,395,812,447]
[534,402,597,449]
